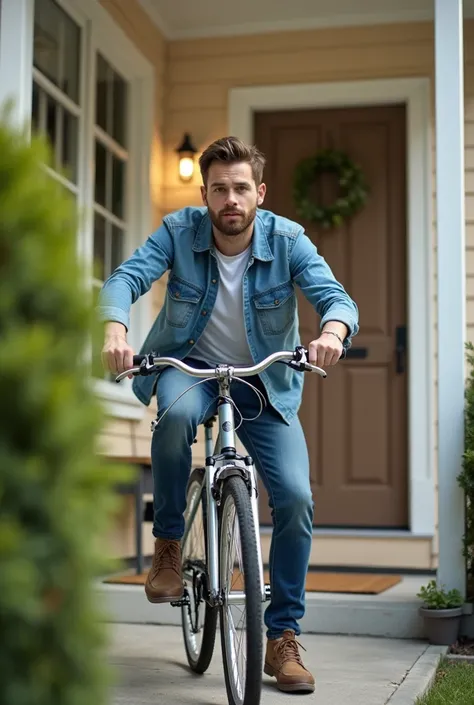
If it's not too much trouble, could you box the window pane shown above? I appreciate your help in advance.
[46,94,57,160]
[95,54,108,133]
[34,0,60,86]
[111,225,124,273]
[34,0,81,103]
[62,11,80,101]
[94,141,107,208]
[112,70,128,146]
[59,107,78,182]
[112,156,125,219]
[93,213,106,281]
[96,53,128,146]
[32,83,40,133]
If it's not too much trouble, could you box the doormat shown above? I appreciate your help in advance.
[104,570,402,595]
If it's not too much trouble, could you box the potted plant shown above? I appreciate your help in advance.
[417,580,464,645]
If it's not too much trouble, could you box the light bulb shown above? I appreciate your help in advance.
[179,156,194,181]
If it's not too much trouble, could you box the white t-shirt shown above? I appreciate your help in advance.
[191,246,254,367]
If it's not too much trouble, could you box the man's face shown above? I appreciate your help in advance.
[201,161,266,237]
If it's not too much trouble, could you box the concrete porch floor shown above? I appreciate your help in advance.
[107,623,445,705]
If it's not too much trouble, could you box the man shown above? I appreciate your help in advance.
[98,136,359,694]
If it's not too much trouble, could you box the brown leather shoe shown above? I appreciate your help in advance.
[264,629,315,693]
[144,538,184,604]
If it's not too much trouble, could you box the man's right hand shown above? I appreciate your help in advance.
[101,322,135,374]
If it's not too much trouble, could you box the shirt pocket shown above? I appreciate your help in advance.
[165,275,204,328]
[253,281,296,335]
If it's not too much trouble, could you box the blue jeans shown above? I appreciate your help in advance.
[151,358,314,639]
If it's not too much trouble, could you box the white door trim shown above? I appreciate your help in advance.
[229,77,434,537]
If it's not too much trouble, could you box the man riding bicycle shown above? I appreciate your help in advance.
[98,136,359,694]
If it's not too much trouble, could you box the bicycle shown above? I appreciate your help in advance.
[116,345,327,705]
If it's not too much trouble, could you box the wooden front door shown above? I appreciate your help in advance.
[254,105,408,529]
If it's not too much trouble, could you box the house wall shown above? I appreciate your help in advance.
[158,20,474,570]
[97,14,474,569]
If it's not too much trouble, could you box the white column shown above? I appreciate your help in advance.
[0,0,34,128]
[435,0,466,595]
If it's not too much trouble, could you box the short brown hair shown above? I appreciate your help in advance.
[199,136,266,186]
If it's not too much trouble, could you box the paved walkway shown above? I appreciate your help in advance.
[107,623,432,705]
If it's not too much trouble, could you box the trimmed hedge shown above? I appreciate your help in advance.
[0,110,130,704]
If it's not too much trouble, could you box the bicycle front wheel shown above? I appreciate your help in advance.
[219,475,263,705]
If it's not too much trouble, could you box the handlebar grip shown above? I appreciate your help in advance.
[132,355,147,366]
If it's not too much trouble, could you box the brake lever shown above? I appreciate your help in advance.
[284,360,326,376]
[286,360,308,372]
[139,353,158,375]
[287,344,310,371]
[285,345,308,372]
[115,353,158,383]
[304,362,327,377]
[285,345,327,377]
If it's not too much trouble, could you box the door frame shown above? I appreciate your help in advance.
[229,77,434,537]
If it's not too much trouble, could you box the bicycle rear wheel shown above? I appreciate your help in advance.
[181,467,218,673]
[219,475,263,705]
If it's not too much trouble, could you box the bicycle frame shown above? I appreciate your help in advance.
[182,373,266,609]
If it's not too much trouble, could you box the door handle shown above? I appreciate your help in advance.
[395,325,407,374]
[344,347,368,359]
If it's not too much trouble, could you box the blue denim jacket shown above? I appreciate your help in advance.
[97,206,359,424]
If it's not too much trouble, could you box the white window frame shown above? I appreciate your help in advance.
[0,0,34,128]
[1,0,154,420]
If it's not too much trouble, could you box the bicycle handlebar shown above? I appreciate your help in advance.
[115,347,327,383]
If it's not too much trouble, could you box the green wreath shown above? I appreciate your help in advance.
[292,148,369,228]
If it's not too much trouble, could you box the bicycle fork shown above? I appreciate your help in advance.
[204,419,220,604]
[203,402,270,608]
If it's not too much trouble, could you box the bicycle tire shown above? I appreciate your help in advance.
[219,475,263,705]
[181,467,218,674]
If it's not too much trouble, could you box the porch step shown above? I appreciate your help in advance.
[301,592,424,639]
[95,575,428,640]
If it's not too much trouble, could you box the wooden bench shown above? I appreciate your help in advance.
[110,456,153,574]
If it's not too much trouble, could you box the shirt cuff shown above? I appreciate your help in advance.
[320,309,358,345]
[95,306,130,331]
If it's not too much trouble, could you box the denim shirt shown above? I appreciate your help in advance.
[97,206,359,424]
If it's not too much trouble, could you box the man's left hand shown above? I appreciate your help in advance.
[308,332,344,368]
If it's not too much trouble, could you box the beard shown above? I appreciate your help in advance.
[208,204,257,237]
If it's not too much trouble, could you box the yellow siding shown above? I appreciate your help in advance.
[163,22,435,213]
[97,414,153,459]
[270,535,434,571]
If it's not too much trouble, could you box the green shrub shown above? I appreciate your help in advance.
[0,109,130,704]
[459,341,474,600]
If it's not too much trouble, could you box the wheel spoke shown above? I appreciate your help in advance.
[180,472,217,674]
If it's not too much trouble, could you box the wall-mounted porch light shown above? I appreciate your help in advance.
[176,133,198,182]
